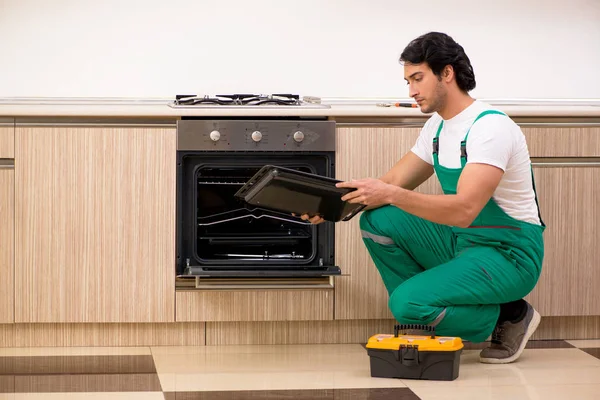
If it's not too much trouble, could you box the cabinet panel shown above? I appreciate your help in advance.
[526,164,600,316]
[15,125,176,323]
[522,126,600,157]
[177,290,333,322]
[0,168,14,323]
[334,126,442,319]
[0,118,14,158]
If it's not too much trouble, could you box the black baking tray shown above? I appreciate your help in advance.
[234,165,366,222]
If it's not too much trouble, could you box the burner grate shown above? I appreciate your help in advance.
[174,93,302,106]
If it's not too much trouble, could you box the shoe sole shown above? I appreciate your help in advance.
[479,308,541,364]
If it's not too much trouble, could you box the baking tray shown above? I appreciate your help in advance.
[234,165,366,222]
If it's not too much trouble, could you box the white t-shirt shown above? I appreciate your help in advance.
[411,100,542,226]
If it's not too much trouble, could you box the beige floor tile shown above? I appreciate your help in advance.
[0,393,165,400]
[0,347,151,357]
[158,370,407,392]
[530,384,600,399]
[567,339,600,348]
[411,384,539,400]
[154,343,406,391]
[150,344,364,356]
[153,345,600,392]
[403,349,600,388]
[412,384,600,400]
[153,349,371,374]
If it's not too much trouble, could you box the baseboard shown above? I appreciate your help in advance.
[0,316,597,347]
[0,323,205,347]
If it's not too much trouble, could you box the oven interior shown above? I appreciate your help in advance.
[177,153,335,274]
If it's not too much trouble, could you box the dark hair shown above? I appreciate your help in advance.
[400,32,476,92]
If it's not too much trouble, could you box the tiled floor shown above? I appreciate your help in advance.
[0,340,598,399]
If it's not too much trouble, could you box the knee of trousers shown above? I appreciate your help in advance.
[359,205,411,241]
[388,287,430,324]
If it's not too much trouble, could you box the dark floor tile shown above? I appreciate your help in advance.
[335,388,421,400]
[0,355,156,375]
[7,373,162,393]
[463,340,574,350]
[581,348,600,360]
[164,388,421,400]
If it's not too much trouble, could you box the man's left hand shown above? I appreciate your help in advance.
[336,178,398,206]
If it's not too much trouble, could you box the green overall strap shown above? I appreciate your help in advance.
[460,110,507,167]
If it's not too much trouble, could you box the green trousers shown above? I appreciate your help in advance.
[359,205,541,343]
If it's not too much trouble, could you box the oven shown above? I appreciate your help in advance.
[175,117,341,286]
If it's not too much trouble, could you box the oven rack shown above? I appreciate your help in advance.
[197,207,312,226]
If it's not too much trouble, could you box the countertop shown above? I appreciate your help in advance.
[0,97,599,118]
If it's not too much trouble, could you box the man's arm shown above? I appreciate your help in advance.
[363,151,434,211]
[339,162,504,228]
[339,115,515,227]
[384,162,504,227]
[299,151,434,222]
[380,151,434,190]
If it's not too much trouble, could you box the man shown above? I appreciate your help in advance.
[302,31,545,364]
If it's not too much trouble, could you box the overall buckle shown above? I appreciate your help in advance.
[460,140,467,159]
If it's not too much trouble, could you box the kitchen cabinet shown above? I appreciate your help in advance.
[0,118,14,158]
[522,126,600,158]
[0,167,14,323]
[334,124,600,320]
[526,162,600,315]
[176,290,334,322]
[334,125,443,320]
[14,122,177,323]
[522,125,600,316]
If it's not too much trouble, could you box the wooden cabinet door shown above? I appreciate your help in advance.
[0,167,14,323]
[0,118,14,158]
[526,162,600,316]
[14,124,176,323]
[334,126,442,320]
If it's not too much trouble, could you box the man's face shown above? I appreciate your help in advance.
[404,63,447,114]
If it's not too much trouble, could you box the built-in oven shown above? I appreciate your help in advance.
[175,118,341,288]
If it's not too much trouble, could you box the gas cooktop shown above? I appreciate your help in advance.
[168,93,330,109]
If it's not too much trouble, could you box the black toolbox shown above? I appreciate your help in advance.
[366,324,464,381]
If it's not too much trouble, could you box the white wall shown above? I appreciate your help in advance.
[0,0,599,99]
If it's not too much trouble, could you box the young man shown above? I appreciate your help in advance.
[302,32,545,364]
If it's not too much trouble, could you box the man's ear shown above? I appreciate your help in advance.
[443,65,454,82]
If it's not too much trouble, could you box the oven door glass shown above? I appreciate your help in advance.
[178,153,333,271]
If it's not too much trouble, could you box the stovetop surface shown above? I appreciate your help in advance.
[169,93,330,109]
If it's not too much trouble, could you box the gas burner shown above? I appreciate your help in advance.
[169,93,329,109]
[174,94,302,106]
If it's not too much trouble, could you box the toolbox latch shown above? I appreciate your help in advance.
[398,344,420,367]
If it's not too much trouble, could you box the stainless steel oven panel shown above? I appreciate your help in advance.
[177,120,335,152]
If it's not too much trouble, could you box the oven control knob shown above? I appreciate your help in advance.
[251,130,263,142]
[293,131,305,143]
[209,130,221,142]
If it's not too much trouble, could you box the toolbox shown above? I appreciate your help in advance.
[366,324,464,381]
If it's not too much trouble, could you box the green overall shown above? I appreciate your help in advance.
[359,110,546,343]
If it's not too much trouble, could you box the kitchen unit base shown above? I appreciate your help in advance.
[0,316,597,348]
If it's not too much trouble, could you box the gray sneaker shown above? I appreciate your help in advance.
[479,302,541,364]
